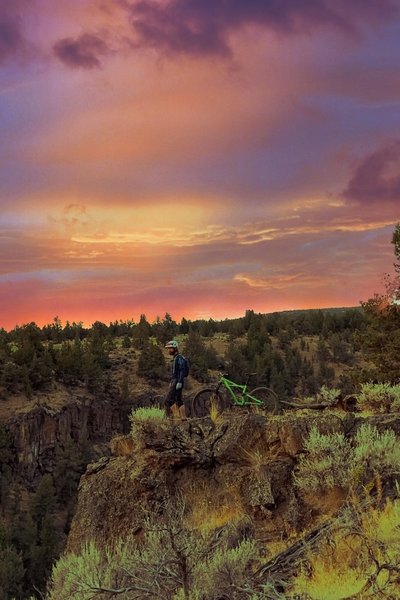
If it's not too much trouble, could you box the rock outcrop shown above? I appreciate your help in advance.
[66,411,356,553]
[2,390,154,483]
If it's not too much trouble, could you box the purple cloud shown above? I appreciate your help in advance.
[0,1,30,64]
[343,141,400,205]
[122,0,398,56]
[53,33,110,69]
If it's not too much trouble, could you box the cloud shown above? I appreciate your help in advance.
[122,0,398,56]
[53,33,110,69]
[0,1,30,64]
[343,141,400,205]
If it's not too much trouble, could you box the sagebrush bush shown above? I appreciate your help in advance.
[47,541,107,600]
[351,424,400,481]
[357,382,400,413]
[191,539,257,600]
[48,519,266,600]
[301,386,341,406]
[318,386,341,404]
[293,427,352,493]
[294,424,400,496]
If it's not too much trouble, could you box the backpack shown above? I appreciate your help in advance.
[179,354,190,378]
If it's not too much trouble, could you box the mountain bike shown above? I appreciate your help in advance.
[191,372,281,417]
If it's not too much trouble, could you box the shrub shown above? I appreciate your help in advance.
[47,541,106,600]
[318,385,341,404]
[192,539,257,599]
[301,385,341,406]
[48,518,262,600]
[351,424,400,482]
[357,382,400,413]
[290,498,400,599]
[294,424,400,496]
[293,427,352,493]
[129,406,166,423]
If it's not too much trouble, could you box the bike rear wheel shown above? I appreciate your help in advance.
[248,387,281,414]
[192,388,225,418]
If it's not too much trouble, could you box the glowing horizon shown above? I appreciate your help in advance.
[1,1,400,331]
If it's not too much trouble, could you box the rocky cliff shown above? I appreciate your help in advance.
[2,388,155,483]
[66,410,370,553]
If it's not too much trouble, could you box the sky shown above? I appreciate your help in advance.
[1,0,400,330]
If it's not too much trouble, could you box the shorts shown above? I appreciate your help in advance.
[165,380,183,407]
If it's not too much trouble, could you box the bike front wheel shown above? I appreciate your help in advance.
[248,387,281,415]
[191,388,225,418]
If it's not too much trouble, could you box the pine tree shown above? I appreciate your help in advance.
[29,475,58,594]
[359,223,400,382]
[137,342,166,383]
[0,545,25,600]
[182,330,210,382]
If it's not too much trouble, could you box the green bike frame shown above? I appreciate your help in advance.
[217,375,263,407]
[191,372,281,417]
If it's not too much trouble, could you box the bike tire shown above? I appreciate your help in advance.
[191,388,225,418]
[248,387,282,415]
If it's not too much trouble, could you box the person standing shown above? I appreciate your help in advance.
[164,340,188,420]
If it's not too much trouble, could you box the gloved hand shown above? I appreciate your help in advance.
[176,382,183,390]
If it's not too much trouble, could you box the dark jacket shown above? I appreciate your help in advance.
[171,354,186,385]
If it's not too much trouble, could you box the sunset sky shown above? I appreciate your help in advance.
[1,0,400,330]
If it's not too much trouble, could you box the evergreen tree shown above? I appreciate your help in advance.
[53,439,87,507]
[358,224,400,382]
[224,342,249,384]
[0,545,25,600]
[359,295,400,382]
[137,341,166,383]
[55,338,85,384]
[152,313,178,345]
[30,475,56,530]
[132,314,151,349]
[179,317,190,334]
[29,474,58,594]
[182,330,211,382]
[392,222,400,271]
[0,427,13,514]
[122,334,131,348]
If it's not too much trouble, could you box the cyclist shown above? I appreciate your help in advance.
[164,340,188,420]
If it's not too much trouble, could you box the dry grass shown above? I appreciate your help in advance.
[302,486,348,516]
[110,435,135,457]
[239,443,273,473]
[185,482,246,535]
[209,397,225,425]
[290,496,400,599]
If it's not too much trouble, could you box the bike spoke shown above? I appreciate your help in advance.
[248,387,282,415]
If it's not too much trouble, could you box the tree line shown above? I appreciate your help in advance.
[0,308,368,401]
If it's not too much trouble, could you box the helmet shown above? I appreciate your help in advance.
[165,340,179,349]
